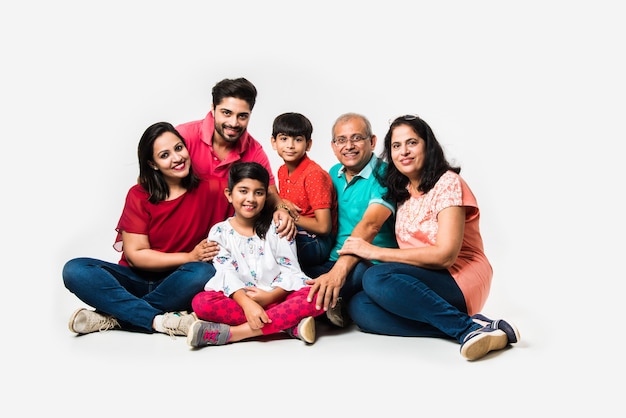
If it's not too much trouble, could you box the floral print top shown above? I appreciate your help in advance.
[204,218,310,297]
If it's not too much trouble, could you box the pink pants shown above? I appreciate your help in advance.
[191,287,324,335]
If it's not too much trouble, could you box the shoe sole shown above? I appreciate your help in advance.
[68,308,86,333]
[460,329,508,361]
[186,320,202,347]
[298,317,316,344]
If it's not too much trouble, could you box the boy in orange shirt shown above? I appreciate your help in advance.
[270,112,337,268]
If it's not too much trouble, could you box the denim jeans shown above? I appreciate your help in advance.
[303,258,373,302]
[63,257,215,332]
[347,262,480,343]
[295,229,334,268]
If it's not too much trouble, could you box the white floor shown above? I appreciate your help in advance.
[13,288,611,418]
[4,2,624,416]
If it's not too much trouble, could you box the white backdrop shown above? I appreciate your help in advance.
[2,0,624,415]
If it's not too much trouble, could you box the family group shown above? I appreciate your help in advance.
[63,77,520,361]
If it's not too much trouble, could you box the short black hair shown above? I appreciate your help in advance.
[272,112,313,140]
[212,77,257,110]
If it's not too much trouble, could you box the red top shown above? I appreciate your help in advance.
[114,176,233,266]
[176,111,276,184]
[277,155,337,235]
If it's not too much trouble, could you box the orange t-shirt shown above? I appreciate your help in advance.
[277,155,338,235]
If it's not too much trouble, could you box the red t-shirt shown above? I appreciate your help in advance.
[175,111,276,185]
[277,155,337,235]
[114,176,233,266]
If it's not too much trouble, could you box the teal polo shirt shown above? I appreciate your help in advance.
[328,154,398,261]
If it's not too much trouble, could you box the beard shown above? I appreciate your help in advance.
[215,123,244,144]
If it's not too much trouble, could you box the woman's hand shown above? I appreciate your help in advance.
[337,236,378,260]
[190,239,220,262]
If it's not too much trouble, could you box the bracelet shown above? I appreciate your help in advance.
[276,204,291,215]
[276,204,297,221]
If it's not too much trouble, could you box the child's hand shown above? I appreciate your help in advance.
[274,209,297,240]
[243,302,271,330]
[244,287,273,307]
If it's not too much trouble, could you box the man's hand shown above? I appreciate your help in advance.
[306,270,345,311]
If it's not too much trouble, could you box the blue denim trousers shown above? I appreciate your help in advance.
[295,229,334,268]
[347,262,480,343]
[302,258,373,302]
[63,257,215,332]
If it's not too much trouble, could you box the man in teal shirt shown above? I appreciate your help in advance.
[305,113,398,326]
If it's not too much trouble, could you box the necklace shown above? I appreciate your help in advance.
[407,194,424,225]
[397,193,425,243]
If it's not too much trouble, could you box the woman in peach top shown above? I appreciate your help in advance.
[337,115,520,361]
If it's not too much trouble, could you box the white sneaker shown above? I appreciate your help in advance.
[162,311,197,337]
[69,308,120,334]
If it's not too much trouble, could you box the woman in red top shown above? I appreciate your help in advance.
[63,122,231,337]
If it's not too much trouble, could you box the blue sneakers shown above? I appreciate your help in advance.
[460,324,509,361]
[471,313,520,344]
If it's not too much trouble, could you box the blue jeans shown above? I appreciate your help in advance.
[295,229,334,268]
[347,262,480,343]
[303,258,373,302]
[63,257,215,332]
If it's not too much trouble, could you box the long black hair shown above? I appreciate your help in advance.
[228,162,274,239]
[383,115,460,206]
[137,121,200,203]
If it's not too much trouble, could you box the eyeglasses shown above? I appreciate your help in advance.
[388,114,420,125]
[332,134,370,146]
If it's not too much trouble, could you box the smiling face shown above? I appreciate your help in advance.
[271,133,311,166]
[212,97,252,145]
[225,177,267,221]
[150,131,191,182]
[331,116,376,176]
[390,123,426,181]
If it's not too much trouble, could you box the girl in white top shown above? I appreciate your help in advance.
[187,162,325,347]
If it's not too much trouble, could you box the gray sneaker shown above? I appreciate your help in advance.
[69,308,120,334]
[162,311,197,337]
[187,320,231,348]
[326,297,350,327]
[285,316,316,344]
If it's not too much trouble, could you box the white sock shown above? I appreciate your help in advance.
[153,315,165,333]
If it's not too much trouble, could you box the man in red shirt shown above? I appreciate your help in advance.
[176,77,295,238]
